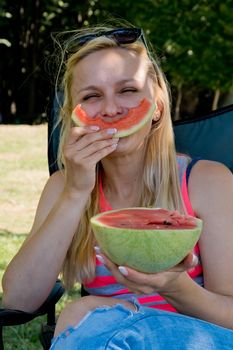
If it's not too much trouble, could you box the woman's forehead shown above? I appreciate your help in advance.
[72,47,148,87]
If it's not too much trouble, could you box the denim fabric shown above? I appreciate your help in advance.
[50,303,233,350]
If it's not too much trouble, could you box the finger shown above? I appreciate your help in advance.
[73,128,118,151]
[100,252,150,284]
[117,265,154,285]
[183,252,199,269]
[65,137,118,161]
[67,126,100,145]
[77,137,119,155]
[99,253,139,290]
[171,252,198,273]
[82,141,118,164]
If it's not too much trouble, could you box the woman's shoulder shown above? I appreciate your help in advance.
[188,159,231,180]
[176,154,231,181]
[187,159,233,215]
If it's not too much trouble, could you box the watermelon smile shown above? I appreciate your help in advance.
[71,98,156,138]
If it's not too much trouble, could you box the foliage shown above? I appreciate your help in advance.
[0,0,232,123]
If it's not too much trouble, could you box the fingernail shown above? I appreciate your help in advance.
[118,266,128,276]
[94,246,101,254]
[106,128,117,135]
[90,125,100,131]
[192,254,198,265]
[96,254,105,264]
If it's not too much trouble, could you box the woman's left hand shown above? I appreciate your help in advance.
[97,251,198,295]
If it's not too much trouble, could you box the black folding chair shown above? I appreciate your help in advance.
[0,280,64,350]
[1,101,232,349]
[174,104,233,172]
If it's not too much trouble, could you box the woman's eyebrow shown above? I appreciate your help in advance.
[76,85,99,94]
[76,79,138,94]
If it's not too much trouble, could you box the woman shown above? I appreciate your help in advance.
[2,25,233,349]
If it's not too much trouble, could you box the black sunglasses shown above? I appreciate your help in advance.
[66,27,147,54]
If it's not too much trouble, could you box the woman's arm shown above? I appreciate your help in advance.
[2,171,90,312]
[2,126,118,312]
[169,159,233,327]
[100,160,233,329]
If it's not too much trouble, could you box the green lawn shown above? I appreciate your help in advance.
[0,125,80,349]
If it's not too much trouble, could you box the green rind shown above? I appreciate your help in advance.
[113,102,156,138]
[71,102,157,138]
[91,208,203,273]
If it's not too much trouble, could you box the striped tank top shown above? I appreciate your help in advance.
[83,155,203,312]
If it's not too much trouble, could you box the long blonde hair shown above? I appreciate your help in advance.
[55,27,185,289]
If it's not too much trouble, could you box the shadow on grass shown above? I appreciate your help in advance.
[0,229,27,238]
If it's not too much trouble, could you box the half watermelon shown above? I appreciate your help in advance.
[91,208,202,273]
[71,98,156,138]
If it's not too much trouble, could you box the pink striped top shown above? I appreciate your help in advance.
[83,155,203,312]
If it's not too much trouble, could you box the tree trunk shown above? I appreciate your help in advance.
[212,89,220,110]
[27,0,41,123]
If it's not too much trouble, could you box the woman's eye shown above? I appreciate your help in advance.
[120,88,138,94]
[83,94,100,101]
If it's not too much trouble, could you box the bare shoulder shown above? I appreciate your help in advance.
[188,160,233,293]
[189,159,232,181]
[188,159,233,216]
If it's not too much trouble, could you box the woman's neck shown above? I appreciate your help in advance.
[101,149,146,208]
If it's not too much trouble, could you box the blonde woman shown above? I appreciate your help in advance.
[2,26,233,349]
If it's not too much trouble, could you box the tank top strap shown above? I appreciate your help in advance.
[176,154,192,185]
[176,154,202,216]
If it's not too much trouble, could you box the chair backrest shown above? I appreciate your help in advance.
[173,104,233,172]
[48,96,233,174]
[48,92,63,175]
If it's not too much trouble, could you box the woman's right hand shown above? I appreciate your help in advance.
[63,126,119,195]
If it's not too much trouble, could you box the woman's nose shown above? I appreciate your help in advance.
[101,99,122,117]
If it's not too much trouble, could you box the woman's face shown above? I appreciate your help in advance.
[71,47,156,153]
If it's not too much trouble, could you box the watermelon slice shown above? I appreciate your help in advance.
[71,98,156,138]
[90,208,202,273]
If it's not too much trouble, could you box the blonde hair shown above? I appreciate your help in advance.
[55,27,185,289]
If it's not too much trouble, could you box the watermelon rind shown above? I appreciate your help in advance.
[90,208,203,273]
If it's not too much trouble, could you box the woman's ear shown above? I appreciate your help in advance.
[153,101,162,122]
[153,111,161,122]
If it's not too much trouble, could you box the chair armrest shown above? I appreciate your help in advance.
[0,280,65,327]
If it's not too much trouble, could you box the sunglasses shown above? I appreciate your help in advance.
[66,27,148,54]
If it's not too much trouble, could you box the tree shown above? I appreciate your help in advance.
[0,0,232,123]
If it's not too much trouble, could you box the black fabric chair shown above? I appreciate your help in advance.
[1,100,232,349]
[0,280,65,350]
[174,103,233,172]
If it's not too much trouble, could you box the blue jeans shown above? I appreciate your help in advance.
[50,302,233,349]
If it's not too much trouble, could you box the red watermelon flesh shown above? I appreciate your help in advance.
[71,98,156,138]
[97,208,197,230]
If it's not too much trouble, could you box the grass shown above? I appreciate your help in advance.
[0,125,80,349]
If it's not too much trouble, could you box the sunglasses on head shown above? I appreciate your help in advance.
[66,27,147,54]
